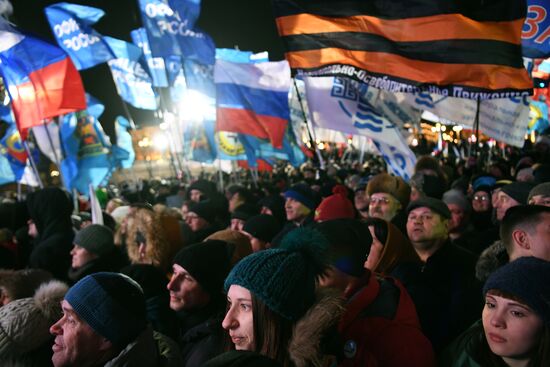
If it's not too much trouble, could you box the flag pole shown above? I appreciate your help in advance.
[22,139,43,189]
[292,78,325,169]
[43,118,67,188]
[473,98,481,158]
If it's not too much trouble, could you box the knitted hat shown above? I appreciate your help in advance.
[472,176,496,192]
[65,272,147,348]
[242,214,282,243]
[206,230,253,267]
[407,197,451,219]
[258,195,285,218]
[442,189,471,213]
[224,228,328,321]
[367,173,411,208]
[0,280,68,357]
[284,183,319,211]
[483,257,550,326]
[188,179,217,199]
[231,203,260,221]
[314,185,355,222]
[315,219,372,277]
[500,182,537,205]
[172,240,231,296]
[528,182,550,202]
[189,200,217,224]
[73,224,114,257]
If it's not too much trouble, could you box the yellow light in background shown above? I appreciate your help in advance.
[530,131,536,143]
[412,138,419,147]
[440,125,446,132]
[318,142,325,150]
[452,125,463,132]
[50,170,60,177]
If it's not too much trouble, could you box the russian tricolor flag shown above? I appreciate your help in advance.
[214,59,290,148]
[0,19,86,134]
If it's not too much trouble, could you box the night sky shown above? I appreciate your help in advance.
[8,0,285,139]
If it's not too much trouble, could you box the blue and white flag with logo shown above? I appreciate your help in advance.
[44,2,114,70]
[104,37,158,110]
[522,0,550,58]
[138,0,215,64]
[130,28,168,87]
[304,75,416,179]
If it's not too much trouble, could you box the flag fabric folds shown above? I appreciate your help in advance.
[60,94,112,193]
[138,0,215,64]
[522,0,550,58]
[130,28,169,87]
[44,2,115,70]
[0,123,28,181]
[215,59,291,148]
[273,0,533,99]
[0,19,86,135]
[303,75,416,179]
[114,116,136,169]
[104,37,158,110]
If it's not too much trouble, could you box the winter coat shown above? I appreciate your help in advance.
[437,320,487,367]
[26,188,74,281]
[336,273,435,367]
[67,247,128,284]
[272,214,315,247]
[410,241,482,351]
[104,327,183,367]
[176,300,226,367]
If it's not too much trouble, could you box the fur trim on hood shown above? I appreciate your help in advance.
[289,289,346,367]
[475,240,509,282]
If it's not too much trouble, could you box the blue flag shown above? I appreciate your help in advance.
[114,116,136,169]
[44,2,114,70]
[523,0,550,58]
[130,28,169,87]
[0,154,16,185]
[0,124,28,180]
[138,0,215,64]
[60,94,113,193]
[104,37,158,110]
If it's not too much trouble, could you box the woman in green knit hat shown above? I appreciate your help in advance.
[221,228,342,367]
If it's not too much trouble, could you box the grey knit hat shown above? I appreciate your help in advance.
[0,280,68,357]
[442,189,471,212]
[73,224,114,256]
[528,182,550,202]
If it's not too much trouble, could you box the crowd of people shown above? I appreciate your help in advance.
[0,138,550,366]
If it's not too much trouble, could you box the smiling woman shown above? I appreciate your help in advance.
[439,257,550,367]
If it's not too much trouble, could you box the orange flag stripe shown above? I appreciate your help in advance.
[287,49,532,91]
[276,13,523,44]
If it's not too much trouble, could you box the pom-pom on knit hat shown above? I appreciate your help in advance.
[65,272,147,348]
[73,224,114,256]
[314,185,355,222]
[224,228,328,321]
[0,280,68,357]
[483,257,550,326]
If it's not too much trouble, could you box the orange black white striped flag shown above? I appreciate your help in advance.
[272,0,533,100]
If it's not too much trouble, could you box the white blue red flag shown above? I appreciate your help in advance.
[214,59,291,149]
[0,18,86,135]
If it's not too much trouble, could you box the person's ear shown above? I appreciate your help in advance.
[512,229,530,250]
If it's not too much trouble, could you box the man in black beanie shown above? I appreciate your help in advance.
[167,240,231,367]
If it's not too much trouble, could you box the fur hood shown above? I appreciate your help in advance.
[475,240,509,282]
[288,289,346,367]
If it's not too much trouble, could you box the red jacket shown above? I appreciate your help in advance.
[338,273,435,367]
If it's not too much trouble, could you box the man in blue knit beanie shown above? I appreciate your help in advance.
[49,272,182,366]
